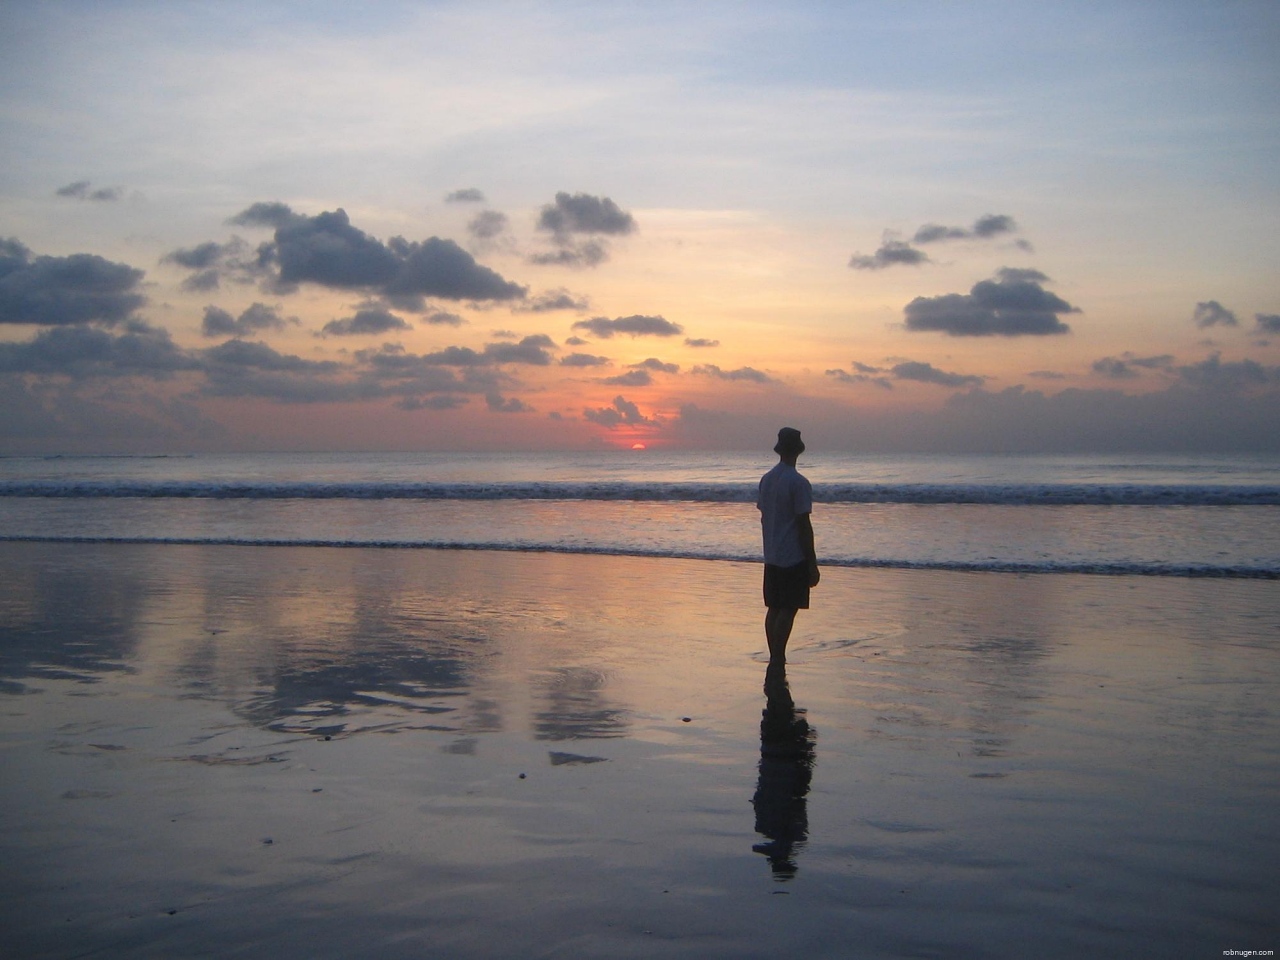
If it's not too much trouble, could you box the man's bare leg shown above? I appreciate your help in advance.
[765,606,798,663]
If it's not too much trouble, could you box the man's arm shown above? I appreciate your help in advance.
[797,513,820,586]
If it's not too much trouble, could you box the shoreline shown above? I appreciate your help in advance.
[2,534,1276,579]
[2,541,1277,958]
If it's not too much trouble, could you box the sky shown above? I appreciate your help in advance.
[1,0,1278,454]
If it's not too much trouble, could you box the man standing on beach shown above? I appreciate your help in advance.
[758,427,820,663]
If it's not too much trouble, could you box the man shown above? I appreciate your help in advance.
[757,427,819,663]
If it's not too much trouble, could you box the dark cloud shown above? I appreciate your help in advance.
[560,353,610,367]
[517,289,591,313]
[532,192,636,269]
[200,339,490,405]
[528,240,609,268]
[228,202,299,230]
[1193,300,1239,328]
[632,358,679,374]
[486,391,534,413]
[163,241,225,270]
[468,210,508,241]
[1092,357,1138,380]
[571,315,683,338]
[413,334,555,367]
[1256,313,1280,334]
[889,360,984,388]
[603,370,651,387]
[226,204,526,303]
[537,192,636,238]
[203,302,296,338]
[826,367,893,389]
[583,395,651,428]
[483,334,556,365]
[55,180,122,202]
[692,364,773,383]
[848,240,931,271]
[446,188,486,203]
[684,338,719,348]
[0,239,146,326]
[203,339,340,374]
[829,359,983,390]
[353,343,502,389]
[913,214,1019,244]
[1177,353,1280,392]
[422,309,464,326]
[162,237,268,292]
[1028,370,1068,380]
[320,305,412,337]
[904,268,1078,336]
[0,323,197,377]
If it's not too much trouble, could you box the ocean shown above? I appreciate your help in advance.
[1,451,1277,578]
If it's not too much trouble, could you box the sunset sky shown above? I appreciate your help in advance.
[2,1,1278,453]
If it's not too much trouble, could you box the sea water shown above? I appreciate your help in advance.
[1,451,1277,577]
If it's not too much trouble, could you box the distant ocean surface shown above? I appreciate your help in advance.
[1,451,1278,578]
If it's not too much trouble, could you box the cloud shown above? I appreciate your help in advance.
[422,309,464,326]
[633,358,679,374]
[572,314,684,338]
[467,210,508,241]
[692,363,773,383]
[828,359,981,389]
[1193,300,1239,328]
[517,288,591,313]
[848,240,931,271]
[445,188,486,203]
[913,214,1019,244]
[904,267,1078,336]
[583,395,651,428]
[162,236,272,291]
[1256,314,1280,334]
[202,302,297,338]
[482,334,556,365]
[320,305,412,337]
[203,339,340,374]
[227,203,527,304]
[486,391,533,413]
[684,338,719,348]
[537,192,637,239]
[55,180,123,202]
[826,367,893,389]
[889,360,984,388]
[0,239,146,326]
[528,239,609,268]
[603,370,651,387]
[411,334,556,367]
[1177,353,1280,392]
[1092,353,1175,380]
[0,323,197,377]
[560,353,610,367]
[532,192,636,268]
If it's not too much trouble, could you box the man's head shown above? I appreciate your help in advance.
[773,427,805,459]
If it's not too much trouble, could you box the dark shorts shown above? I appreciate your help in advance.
[763,561,810,610]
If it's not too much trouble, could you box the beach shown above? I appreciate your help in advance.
[2,540,1277,958]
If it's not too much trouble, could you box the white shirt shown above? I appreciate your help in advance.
[757,461,813,567]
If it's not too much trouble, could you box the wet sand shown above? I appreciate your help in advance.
[1,541,1277,958]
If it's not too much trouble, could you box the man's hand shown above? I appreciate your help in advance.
[808,561,821,587]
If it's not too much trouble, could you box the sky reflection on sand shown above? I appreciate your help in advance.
[1,542,1277,959]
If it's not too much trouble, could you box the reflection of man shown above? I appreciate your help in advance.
[757,427,819,663]
[752,661,816,879]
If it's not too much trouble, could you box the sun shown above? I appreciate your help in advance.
[631,443,647,451]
